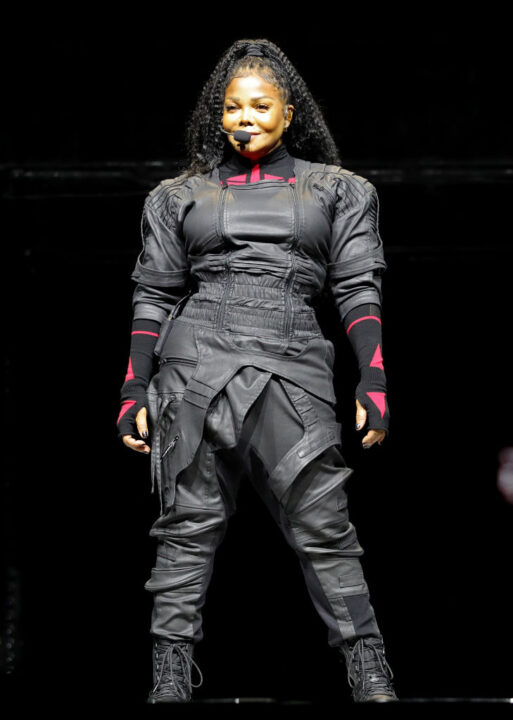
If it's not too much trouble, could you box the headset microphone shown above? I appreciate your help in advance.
[219,126,253,145]
[233,130,252,144]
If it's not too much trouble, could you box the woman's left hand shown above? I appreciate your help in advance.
[355,399,386,449]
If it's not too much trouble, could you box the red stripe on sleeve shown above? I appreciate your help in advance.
[346,315,382,335]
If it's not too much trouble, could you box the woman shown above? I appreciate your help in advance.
[117,38,397,704]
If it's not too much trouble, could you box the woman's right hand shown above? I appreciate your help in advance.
[122,407,151,454]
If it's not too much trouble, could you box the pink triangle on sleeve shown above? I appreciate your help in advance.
[366,391,386,418]
[370,344,384,370]
[124,356,135,382]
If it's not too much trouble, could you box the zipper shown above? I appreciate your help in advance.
[283,182,300,339]
[283,253,296,339]
[216,184,232,331]
[150,393,176,495]
[160,356,196,367]
[162,433,180,459]
[216,252,233,330]
[216,183,228,240]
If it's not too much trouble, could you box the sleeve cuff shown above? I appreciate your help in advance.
[328,249,387,281]
[131,259,189,287]
[133,302,169,324]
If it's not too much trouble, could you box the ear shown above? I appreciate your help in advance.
[284,104,295,128]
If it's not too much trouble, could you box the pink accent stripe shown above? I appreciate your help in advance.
[264,173,285,181]
[226,173,248,184]
[131,331,159,337]
[346,315,382,335]
[288,177,296,183]
[250,164,261,182]
[124,356,134,382]
[117,399,136,425]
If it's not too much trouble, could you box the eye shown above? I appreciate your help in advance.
[224,105,237,111]
[256,104,270,110]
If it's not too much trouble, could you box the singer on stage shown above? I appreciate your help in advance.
[117,37,397,704]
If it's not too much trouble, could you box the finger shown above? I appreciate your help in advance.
[355,399,367,431]
[362,429,386,449]
[136,407,149,439]
[122,434,151,454]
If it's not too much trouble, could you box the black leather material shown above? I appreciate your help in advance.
[131,156,386,326]
[133,155,388,652]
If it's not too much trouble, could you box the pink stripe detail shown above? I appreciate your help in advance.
[124,356,135,382]
[370,344,384,370]
[250,164,260,182]
[117,399,136,425]
[226,173,248,184]
[264,173,285,181]
[131,331,159,337]
[288,177,296,183]
[366,392,386,419]
[346,315,382,335]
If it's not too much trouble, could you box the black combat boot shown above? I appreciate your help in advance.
[147,637,203,704]
[339,636,397,702]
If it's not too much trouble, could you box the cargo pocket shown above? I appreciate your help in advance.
[151,355,199,514]
[150,391,179,501]
[156,391,183,484]
[160,391,183,449]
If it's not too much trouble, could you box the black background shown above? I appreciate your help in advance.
[2,9,512,706]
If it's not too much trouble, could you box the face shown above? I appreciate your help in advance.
[222,74,294,161]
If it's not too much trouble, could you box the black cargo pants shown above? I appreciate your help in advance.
[144,351,381,648]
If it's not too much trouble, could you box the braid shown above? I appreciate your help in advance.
[182,38,341,176]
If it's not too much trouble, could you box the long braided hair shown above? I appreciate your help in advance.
[182,38,341,176]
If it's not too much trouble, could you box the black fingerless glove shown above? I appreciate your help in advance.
[355,365,389,433]
[117,381,150,437]
[344,303,390,434]
[117,318,160,438]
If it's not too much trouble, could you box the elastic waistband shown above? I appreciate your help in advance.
[194,274,312,298]
[179,283,321,339]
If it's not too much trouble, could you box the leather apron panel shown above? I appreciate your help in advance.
[149,318,339,515]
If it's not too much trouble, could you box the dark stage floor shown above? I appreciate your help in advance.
[2,681,513,718]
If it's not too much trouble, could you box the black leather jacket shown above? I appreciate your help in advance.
[130,156,386,330]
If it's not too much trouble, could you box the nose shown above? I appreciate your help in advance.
[240,105,255,125]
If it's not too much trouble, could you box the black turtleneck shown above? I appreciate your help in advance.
[219,142,295,186]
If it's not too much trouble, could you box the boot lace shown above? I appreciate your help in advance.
[344,637,395,701]
[152,641,204,701]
